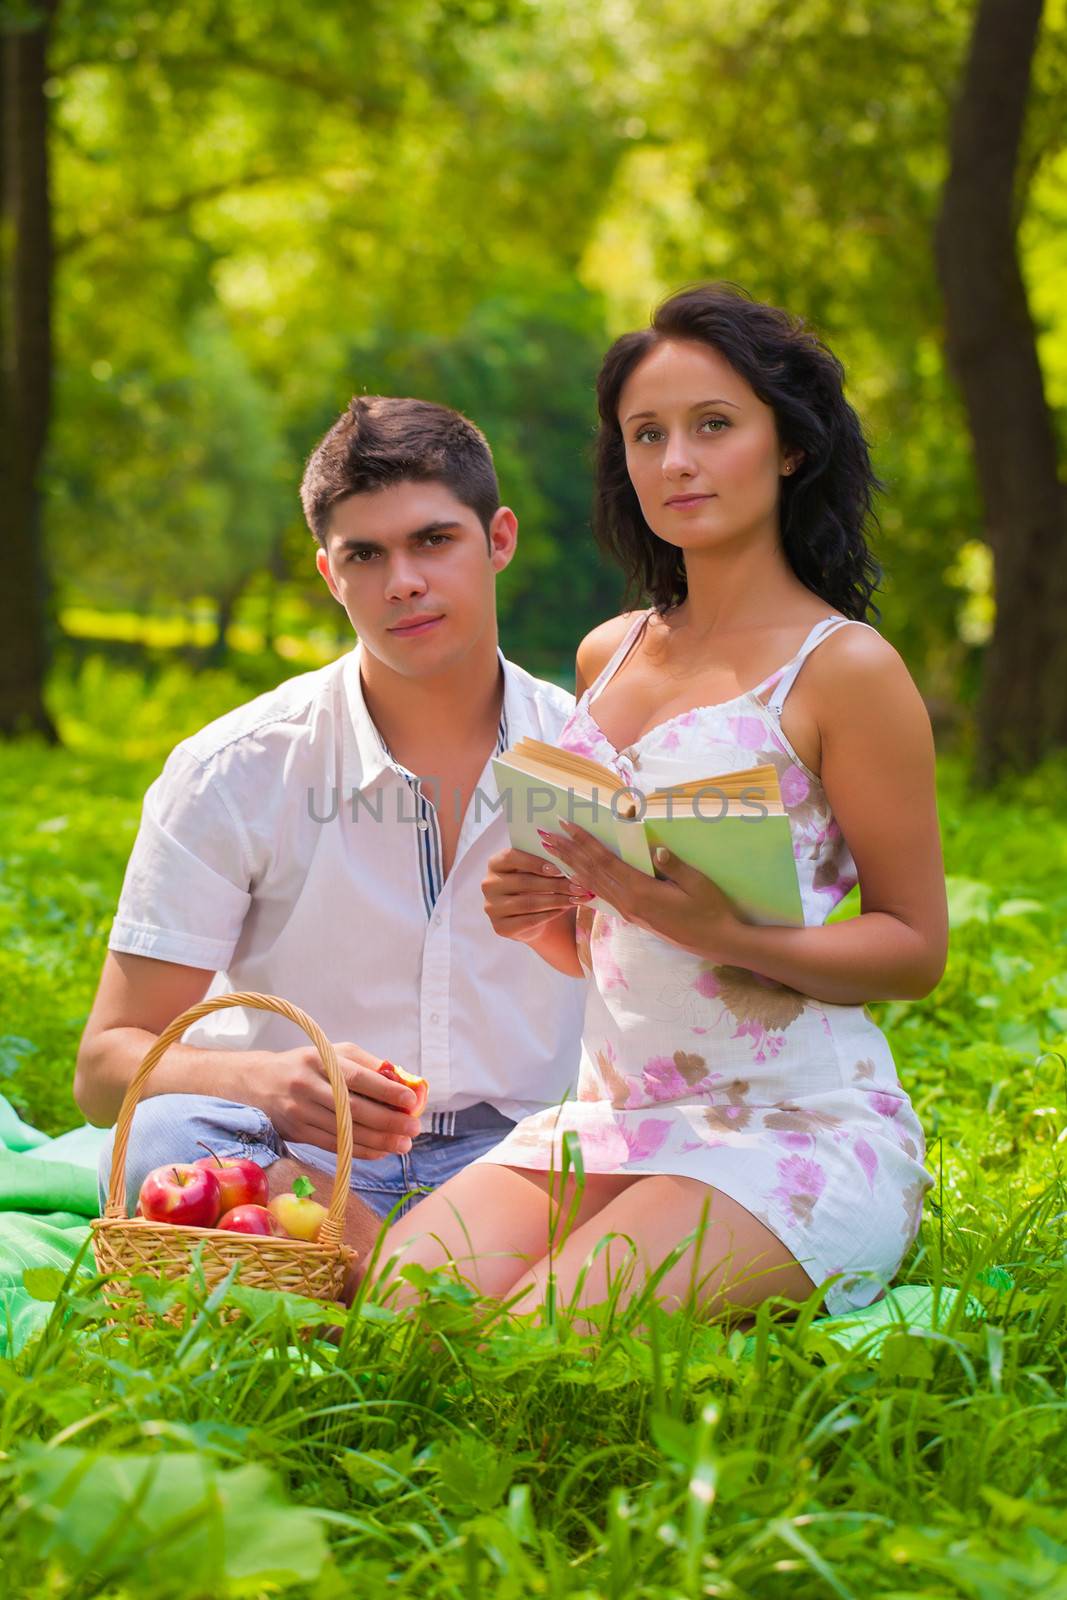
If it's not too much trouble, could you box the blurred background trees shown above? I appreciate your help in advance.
[3,0,1065,781]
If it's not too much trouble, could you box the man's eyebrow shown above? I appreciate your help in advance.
[623,399,741,423]
[335,519,463,552]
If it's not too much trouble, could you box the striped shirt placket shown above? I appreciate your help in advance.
[372,699,512,921]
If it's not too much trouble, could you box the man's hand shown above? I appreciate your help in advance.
[256,1041,424,1161]
[482,846,591,945]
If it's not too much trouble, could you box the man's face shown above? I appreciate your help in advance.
[316,480,517,679]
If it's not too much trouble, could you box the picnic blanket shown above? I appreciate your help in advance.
[0,1094,976,1358]
[0,1096,107,1356]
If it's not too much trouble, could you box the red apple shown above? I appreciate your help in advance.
[378,1060,429,1117]
[268,1175,327,1242]
[193,1145,268,1212]
[217,1204,284,1236]
[138,1162,221,1228]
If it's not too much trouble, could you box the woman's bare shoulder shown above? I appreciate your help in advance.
[575,611,647,693]
[809,622,927,726]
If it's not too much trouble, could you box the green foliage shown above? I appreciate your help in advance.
[41,0,1067,692]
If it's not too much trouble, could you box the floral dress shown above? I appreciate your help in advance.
[475,611,934,1314]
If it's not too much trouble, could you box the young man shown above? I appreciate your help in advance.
[77,396,588,1255]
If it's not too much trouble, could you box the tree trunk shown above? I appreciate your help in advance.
[934,0,1067,786]
[1,2,59,740]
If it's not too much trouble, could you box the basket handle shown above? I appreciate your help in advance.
[104,991,354,1248]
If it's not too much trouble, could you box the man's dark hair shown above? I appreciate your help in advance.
[300,395,500,545]
[594,283,883,622]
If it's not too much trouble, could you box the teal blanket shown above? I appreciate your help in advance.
[0,1096,107,1356]
[0,1095,975,1357]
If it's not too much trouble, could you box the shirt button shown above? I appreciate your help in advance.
[417,819,430,832]
[430,1012,440,1024]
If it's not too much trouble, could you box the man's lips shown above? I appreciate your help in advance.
[664,493,715,507]
[388,614,444,635]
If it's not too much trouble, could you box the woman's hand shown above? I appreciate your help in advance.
[537,820,746,962]
[482,846,591,945]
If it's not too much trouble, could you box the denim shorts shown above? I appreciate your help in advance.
[97,1093,516,1221]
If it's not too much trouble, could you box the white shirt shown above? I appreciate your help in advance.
[109,644,587,1122]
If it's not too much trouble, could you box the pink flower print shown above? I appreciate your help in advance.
[694,966,723,1000]
[642,1055,689,1102]
[771,1154,827,1226]
[641,1050,712,1102]
[622,1117,672,1163]
[772,1130,812,1151]
[854,1136,878,1190]
[732,1018,786,1062]
[725,715,767,751]
[660,727,682,752]
[780,766,811,808]
[591,918,629,992]
[597,951,630,992]
[578,1120,630,1169]
[869,1092,902,1120]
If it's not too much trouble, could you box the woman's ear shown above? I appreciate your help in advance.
[781,451,804,478]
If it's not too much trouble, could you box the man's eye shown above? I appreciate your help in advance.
[422,533,450,546]
[347,550,376,563]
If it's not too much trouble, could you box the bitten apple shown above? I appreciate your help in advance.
[217,1204,284,1236]
[378,1060,429,1116]
[268,1175,327,1242]
[193,1145,268,1212]
[138,1163,221,1228]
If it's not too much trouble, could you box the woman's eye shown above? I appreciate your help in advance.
[635,427,662,444]
[700,417,729,432]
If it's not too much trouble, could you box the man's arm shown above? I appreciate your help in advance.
[74,951,423,1159]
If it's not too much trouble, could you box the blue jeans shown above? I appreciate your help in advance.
[97,1094,516,1221]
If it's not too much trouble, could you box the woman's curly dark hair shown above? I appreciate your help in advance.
[594,283,883,621]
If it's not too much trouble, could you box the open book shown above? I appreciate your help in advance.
[491,737,804,925]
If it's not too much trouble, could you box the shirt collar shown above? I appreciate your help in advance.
[342,641,527,793]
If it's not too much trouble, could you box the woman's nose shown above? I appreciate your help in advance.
[662,430,697,478]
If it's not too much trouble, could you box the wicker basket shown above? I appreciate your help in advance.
[91,991,358,1317]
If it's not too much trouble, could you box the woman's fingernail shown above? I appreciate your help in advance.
[571,889,595,901]
[543,862,565,876]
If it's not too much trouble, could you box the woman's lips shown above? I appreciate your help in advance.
[389,615,444,637]
[665,493,714,508]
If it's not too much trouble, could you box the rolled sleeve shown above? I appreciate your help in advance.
[108,746,253,971]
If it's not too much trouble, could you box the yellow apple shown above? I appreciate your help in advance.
[267,1175,327,1242]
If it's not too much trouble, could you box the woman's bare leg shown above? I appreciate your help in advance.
[366,1164,637,1305]
[505,1175,817,1325]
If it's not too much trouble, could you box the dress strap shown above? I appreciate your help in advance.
[583,609,653,702]
[761,616,877,716]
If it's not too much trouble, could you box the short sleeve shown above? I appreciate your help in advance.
[108,745,253,971]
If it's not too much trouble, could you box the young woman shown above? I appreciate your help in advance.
[374,284,948,1324]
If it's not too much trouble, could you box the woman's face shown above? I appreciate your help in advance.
[617,338,796,556]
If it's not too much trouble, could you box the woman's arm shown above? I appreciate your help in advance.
[723,628,948,1002]
[539,629,948,1006]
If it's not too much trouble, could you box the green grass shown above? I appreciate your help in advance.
[1,655,1066,1597]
